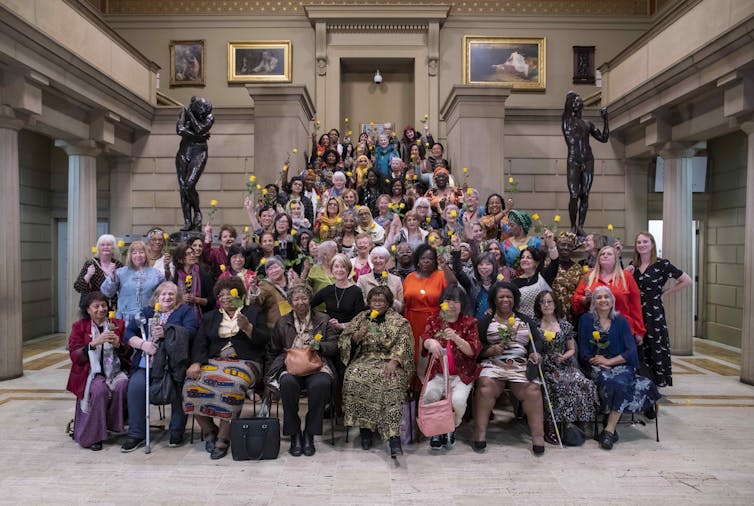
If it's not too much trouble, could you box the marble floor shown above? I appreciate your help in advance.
[1,335,754,505]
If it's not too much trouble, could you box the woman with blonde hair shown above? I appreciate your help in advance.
[629,231,692,387]
[312,253,366,331]
[571,246,645,341]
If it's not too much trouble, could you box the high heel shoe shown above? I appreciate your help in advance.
[472,440,487,453]
[532,444,545,455]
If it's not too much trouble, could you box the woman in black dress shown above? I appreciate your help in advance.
[311,253,366,329]
[629,232,692,387]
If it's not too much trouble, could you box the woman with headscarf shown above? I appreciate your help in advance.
[501,210,543,269]
[314,196,343,241]
[356,206,386,246]
[353,154,373,189]
[551,232,585,323]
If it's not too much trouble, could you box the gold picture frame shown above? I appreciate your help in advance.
[169,39,206,87]
[227,41,292,83]
[463,36,546,90]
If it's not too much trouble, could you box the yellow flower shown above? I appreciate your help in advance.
[425,142,430,147]
[508,177,514,184]
[518,245,526,251]
[391,245,397,253]
[554,215,561,223]
[391,132,397,137]
[185,275,193,283]
[262,189,268,195]
[429,235,437,244]
[163,232,169,240]
[220,264,226,272]
[316,119,321,126]
[424,113,429,119]
[440,302,450,312]
[108,311,115,319]
[244,226,249,233]
[416,139,422,145]
[282,165,288,172]
[259,258,267,265]
[583,265,589,273]
[448,230,454,237]
[314,333,323,342]
[274,241,280,247]
[321,224,329,231]
[91,246,98,254]
[229,288,239,298]
[497,274,504,281]
[346,171,353,177]
[543,330,556,342]
[210,199,218,207]
[467,188,473,195]
[450,210,457,218]
[336,217,342,224]
[249,175,256,183]
[256,184,262,190]
[592,331,601,341]
[463,167,468,174]
[291,229,297,235]
[532,213,540,221]
[347,130,353,136]
[382,271,388,279]
[292,148,298,154]
[370,309,379,320]
[607,224,614,231]
[425,217,431,223]
[413,175,418,180]
[117,240,125,248]
[344,117,349,123]
[370,121,375,126]
[154,302,161,312]
[507,316,516,326]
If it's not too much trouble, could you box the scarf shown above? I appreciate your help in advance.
[177,265,202,322]
[81,320,126,413]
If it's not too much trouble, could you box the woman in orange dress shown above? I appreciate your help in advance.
[403,244,456,385]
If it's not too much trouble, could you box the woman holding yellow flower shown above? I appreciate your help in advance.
[183,276,269,459]
[577,286,660,450]
[311,254,366,330]
[533,290,597,445]
[340,286,414,457]
[314,196,343,241]
[74,234,123,309]
[473,281,546,454]
[172,243,215,323]
[266,283,337,457]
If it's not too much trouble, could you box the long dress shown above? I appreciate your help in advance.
[403,270,447,366]
[339,309,414,439]
[537,319,597,422]
[633,258,684,387]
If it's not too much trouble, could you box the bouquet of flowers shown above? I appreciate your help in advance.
[497,316,517,347]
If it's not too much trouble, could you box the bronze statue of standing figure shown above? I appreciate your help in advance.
[176,96,214,231]
[561,91,609,236]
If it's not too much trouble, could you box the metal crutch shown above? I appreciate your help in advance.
[138,314,152,454]
[528,332,563,449]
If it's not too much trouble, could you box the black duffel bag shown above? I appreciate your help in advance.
[230,417,281,460]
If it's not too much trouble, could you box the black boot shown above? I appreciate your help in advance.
[289,431,303,457]
[389,436,403,458]
[302,432,316,457]
[360,428,373,450]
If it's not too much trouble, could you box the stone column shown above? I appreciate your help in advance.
[440,85,510,195]
[740,122,754,384]
[56,140,101,331]
[246,85,315,182]
[109,156,133,235]
[658,144,696,356]
[624,158,650,253]
[0,107,25,380]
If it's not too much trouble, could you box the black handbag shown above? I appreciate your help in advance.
[230,417,281,461]
[562,422,586,446]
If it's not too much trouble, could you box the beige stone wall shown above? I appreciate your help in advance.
[19,130,54,339]
[703,132,746,347]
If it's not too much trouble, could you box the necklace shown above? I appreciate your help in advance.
[334,286,346,309]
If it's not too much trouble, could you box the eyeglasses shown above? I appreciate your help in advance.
[540,299,555,306]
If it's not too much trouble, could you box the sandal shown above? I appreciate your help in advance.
[204,429,218,453]
[210,437,230,460]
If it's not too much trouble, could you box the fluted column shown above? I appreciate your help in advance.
[624,158,651,248]
[0,107,25,380]
[740,122,754,384]
[56,140,101,331]
[659,143,696,356]
[109,156,133,235]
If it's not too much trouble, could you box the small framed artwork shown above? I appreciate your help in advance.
[227,41,292,83]
[169,40,205,87]
[573,46,596,84]
[463,36,546,91]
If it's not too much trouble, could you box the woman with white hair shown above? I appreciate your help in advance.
[578,285,661,450]
[74,233,123,308]
[412,197,433,230]
[356,246,404,313]
[322,171,348,202]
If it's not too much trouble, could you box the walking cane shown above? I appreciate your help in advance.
[528,332,563,449]
[138,314,152,454]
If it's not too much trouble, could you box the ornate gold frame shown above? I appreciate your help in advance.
[463,36,546,91]
[227,41,292,83]
[169,39,206,87]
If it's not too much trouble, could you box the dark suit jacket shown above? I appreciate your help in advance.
[191,305,269,367]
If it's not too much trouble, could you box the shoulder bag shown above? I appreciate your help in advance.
[285,346,323,376]
[416,351,455,437]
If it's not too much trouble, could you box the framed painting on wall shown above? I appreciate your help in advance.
[463,36,546,90]
[227,41,291,83]
[169,39,205,87]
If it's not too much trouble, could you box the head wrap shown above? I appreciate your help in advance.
[433,166,449,178]
[557,231,578,247]
[508,210,532,234]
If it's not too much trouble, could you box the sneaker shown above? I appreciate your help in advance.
[120,437,145,453]
[429,435,443,450]
[444,432,456,449]
[169,433,184,448]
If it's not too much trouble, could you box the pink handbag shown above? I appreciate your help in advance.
[416,352,455,437]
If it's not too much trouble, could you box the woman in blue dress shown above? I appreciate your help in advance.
[578,285,661,450]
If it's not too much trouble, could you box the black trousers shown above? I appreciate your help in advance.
[279,372,332,436]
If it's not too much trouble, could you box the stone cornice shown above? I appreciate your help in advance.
[304,4,451,24]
